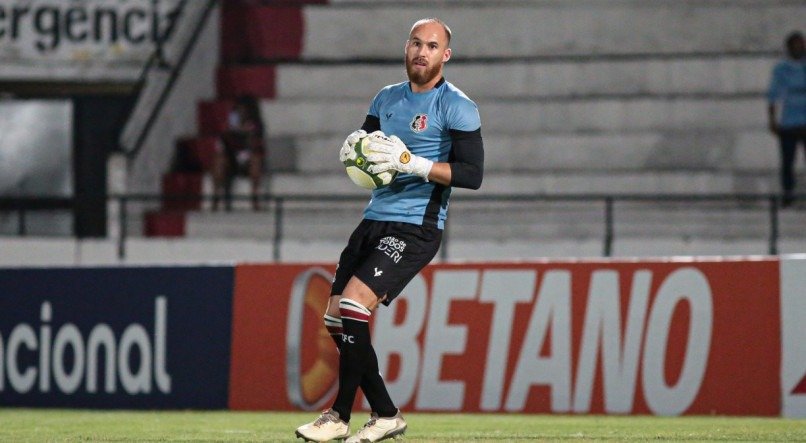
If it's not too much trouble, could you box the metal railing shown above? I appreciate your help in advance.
[115,193,788,260]
[0,193,792,260]
[0,197,74,236]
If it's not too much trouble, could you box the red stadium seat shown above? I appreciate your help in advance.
[220,4,249,63]
[161,172,203,211]
[221,5,306,62]
[217,65,276,99]
[143,210,186,237]
[244,6,304,60]
[176,136,220,172]
[197,100,234,136]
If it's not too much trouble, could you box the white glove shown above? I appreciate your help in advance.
[339,129,367,163]
[366,133,433,180]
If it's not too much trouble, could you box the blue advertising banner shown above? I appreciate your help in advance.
[0,266,234,409]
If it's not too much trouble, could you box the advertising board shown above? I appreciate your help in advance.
[229,260,783,416]
[0,266,233,408]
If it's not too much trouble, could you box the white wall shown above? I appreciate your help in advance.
[0,101,72,195]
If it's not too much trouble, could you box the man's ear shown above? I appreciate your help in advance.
[443,48,452,63]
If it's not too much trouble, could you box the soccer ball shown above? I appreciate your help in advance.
[342,135,398,190]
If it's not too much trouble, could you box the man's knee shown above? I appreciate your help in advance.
[342,277,384,310]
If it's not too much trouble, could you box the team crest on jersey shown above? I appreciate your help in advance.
[410,114,428,133]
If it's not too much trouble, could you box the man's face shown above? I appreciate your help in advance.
[405,22,451,87]
[788,36,805,60]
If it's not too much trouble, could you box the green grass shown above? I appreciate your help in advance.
[0,409,804,442]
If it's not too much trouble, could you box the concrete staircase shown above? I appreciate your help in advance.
[166,0,806,259]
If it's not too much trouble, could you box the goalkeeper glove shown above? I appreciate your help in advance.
[338,129,367,163]
[366,133,433,180]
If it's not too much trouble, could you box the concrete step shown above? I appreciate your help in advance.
[185,199,365,241]
[263,170,782,197]
[287,129,779,174]
[447,199,803,240]
[181,193,806,246]
[275,56,773,100]
[199,170,787,202]
[298,2,799,59]
[259,97,764,137]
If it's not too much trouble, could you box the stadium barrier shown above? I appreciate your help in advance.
[0,266,233,409]
[1,259,804,417]
[0,193,797,260]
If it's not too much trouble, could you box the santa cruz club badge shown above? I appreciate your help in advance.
[410,113,428,133]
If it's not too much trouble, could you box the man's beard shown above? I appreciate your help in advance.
[406,58,441,86]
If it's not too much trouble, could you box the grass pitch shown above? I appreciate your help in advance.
[0,409,804,442]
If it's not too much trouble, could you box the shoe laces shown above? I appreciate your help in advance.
[314,410,339,427]
[358,413,380,432]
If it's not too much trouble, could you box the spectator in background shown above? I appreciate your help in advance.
[212,96,265,211]
[767,31,806,208]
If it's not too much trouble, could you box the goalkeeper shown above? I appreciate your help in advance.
[296,17,484,443]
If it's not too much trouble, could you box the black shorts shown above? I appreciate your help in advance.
[331,219,442,305]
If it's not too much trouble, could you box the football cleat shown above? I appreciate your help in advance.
[295,408,350,442]
[345,410,407,443]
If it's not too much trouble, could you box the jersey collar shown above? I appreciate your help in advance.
[408,77,446,94]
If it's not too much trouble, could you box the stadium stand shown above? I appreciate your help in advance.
[149,0,806,257]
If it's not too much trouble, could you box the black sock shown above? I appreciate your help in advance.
[361,344,398,418]
[331,299,372,423]
[325,313,390,414]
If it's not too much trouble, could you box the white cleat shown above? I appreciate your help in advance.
[346,410,407,443]
[295,409,351,442]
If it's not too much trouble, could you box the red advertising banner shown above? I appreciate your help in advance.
[229,260,781,416]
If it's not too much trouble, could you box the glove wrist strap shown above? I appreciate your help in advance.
[412,156,434,181]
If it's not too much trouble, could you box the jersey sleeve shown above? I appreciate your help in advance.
[361,115,381,133]
[361,88,386,132]
[367,87,389,119]
[448,128,484,190]
[445,93,483,189]
[446,95,481,132]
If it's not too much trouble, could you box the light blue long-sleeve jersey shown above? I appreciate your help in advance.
[362,79,481,229]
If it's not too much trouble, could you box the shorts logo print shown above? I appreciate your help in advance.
[377,236,406,263]
[374,267,383,277]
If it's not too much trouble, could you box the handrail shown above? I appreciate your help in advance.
[113,193,792,260]
[0,197,74,210]
[119,0,219,159]
[0,193,795,260]
[0,197,73,237]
